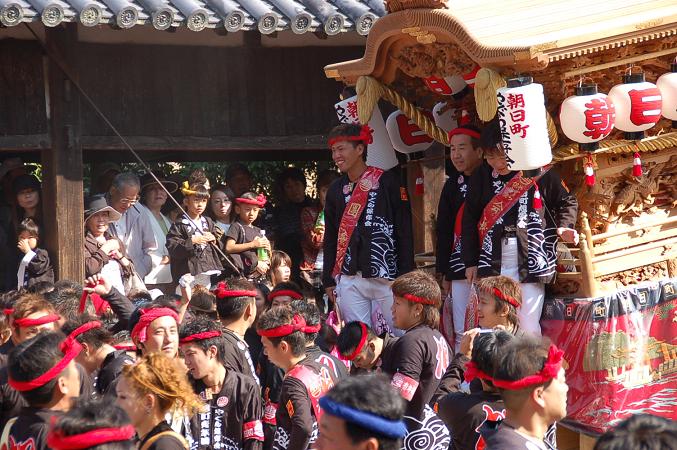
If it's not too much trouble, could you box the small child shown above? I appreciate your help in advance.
[166,182,223,290]
[225,192,271,279]
[16,218,54,289]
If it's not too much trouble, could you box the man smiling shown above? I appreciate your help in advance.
[323,123,413,336]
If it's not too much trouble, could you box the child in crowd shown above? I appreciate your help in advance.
[225,192,271,279]
[267,250,292,288]
[166,182,223,290]
[15,218,54,289]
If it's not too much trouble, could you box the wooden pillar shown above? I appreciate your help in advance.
[42,24,84,281]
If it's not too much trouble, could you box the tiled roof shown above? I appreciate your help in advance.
[0,0,385,34]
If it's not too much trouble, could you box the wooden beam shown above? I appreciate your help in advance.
[42,24,85,282]
[80,134,328,151]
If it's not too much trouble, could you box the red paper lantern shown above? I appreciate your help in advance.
[656,61,677,127]
[560,83,615,151]
[608,70,662,140]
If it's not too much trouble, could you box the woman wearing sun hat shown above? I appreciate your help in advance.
[83,194,128,295]
[138,172,178,291]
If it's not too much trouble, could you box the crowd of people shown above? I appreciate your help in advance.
[0,120,673,450]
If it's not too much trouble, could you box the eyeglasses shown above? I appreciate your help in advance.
[118,196,139,206]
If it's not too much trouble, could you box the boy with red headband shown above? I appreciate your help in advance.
[226,192,271,279]
[3,331,81,450]
[257,307,339,450]
[435,124,484,351]
[179,316,264,450]
[324,123,414,336]
[437,330,513,450]
[213,279,260,384]
[267,282,304,309]
[480,335,568,449]
[337,270,451,450]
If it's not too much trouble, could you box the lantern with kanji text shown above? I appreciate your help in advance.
[656,60,677,127]
[607,70,662,140]
[386,109,434,158]
[496,76,552,177]
[559,83,615,151]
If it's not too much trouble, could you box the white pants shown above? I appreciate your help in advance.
[500,237,545,335]
[336,274,402,336]
[451,279,472,353]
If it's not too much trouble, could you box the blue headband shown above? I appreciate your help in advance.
[319,396,408,439]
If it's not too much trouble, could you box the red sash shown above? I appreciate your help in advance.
[286,364,335,421]
[477,167,550,243]
[332,166,385,278]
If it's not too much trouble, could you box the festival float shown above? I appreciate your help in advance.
[324,0,677,443]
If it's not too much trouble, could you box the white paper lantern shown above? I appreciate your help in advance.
[560,83,615,151]
[656,62,677,126]
[496,77,552,175]
[423,75,467,96]
[334,95,399,170]
[607,71,662,139]
[386,110,434,155]
[432,102,457,133]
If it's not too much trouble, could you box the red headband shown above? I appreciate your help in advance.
[235,194,267,207]
[8,337,82,391]
[179,330,222,344]
[492,287,520,309]
[14,313,61,328]
[302,323,321,333]
[268,290,303,302]
[345,322,368,361]
[464,360,494,383]
[213,282,257,300]
[3,308,14,316]
[402,293,436,305]
[257,315,306,338]
[492,345,564,390]
[328,125,374,147]
[47,424,135,450]
[64,321,102,347]
[130,308,179,343]
[113,344,137,352]
[448,127,481,140]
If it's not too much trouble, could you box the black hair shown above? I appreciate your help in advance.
[336,321,376,358]
[268,281,303,304]
[316,169,340,191]
[277,167,307,189]
[323,374,406,450]
[187,286,217,320]
[27,281,54,296]
[257,306,306,357]
[183,182,210,201]
[471,331,514,389]
[594,414,677,450]
[479,118,502,154]
[8,331,74,406]
[179,316,227,365]
[290,300,320,345]
[47,282,87,322]
[52,397,134,450]
[215,278,256,322]
[17,217,40,238]
[328,123,368,161]
[61,314,114,348]
[128,290,153,306]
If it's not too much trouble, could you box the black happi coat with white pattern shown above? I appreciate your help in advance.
[322,168,414,288]
[461,165,578,284]
[188,370,263,450]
